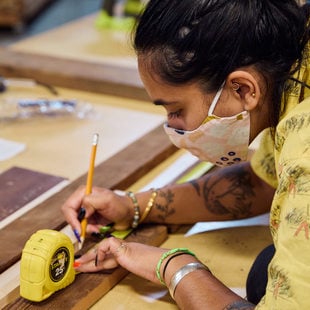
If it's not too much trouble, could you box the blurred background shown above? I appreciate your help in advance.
[0,0,102,46]
[0,0,309,47]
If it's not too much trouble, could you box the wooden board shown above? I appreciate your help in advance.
[0,47,149,101]
[3,224,167,310]
[0,124,177,274]
[0,167,66,221]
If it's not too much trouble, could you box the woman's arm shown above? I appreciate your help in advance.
[62,161,274,232]
[75,237,255,310]
[141,161,275,224]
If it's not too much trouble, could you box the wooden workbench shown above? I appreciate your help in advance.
[0,11,273,309]
[0,13,148,101]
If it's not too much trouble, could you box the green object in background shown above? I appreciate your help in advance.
[125,0,145,16]
[111,228,133,239]
[96,0,146,31]
[176,162,214,184]
[95,10,135,31]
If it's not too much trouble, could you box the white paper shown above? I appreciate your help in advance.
[139,152,199,191]
[0,138,26,161]
[185,213,270,237]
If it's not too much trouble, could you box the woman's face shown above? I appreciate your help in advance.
[138,57,271,143]
[138,60,245,131]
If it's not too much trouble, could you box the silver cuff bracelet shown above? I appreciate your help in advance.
[168,262,210,299]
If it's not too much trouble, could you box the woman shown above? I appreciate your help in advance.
[62,1,310,308]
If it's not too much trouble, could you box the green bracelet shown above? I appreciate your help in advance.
[156,248,196,285]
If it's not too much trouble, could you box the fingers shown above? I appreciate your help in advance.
[61,186,101,233]
[74,237,128,273]
[62,186,86,231]
[62,186,132,243]
[74,238,169,285]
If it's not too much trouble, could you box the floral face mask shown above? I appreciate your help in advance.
[163,85,250,166]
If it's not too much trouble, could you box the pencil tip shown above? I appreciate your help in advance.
[79,238,85,250]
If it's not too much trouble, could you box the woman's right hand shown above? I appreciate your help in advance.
[61,186,133,235]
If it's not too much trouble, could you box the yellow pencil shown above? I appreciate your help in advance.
[80,133,99,249]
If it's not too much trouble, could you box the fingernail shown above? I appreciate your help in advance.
[73,261,81,268]
[73,229,81,243]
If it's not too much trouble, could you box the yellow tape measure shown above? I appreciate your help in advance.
[20,229,75,302]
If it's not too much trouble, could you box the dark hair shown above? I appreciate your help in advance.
[134,0,310,129]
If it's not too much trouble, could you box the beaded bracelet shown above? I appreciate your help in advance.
[126,191,140,228]
[168,262,211,299]
[156,248,196,285]
[139,188,158,223]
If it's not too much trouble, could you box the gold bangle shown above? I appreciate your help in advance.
[140,189,158,223]
[126,191,140,228]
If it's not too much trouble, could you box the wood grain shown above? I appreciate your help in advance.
[3,224,168,310]
[0,124,177,273]
[0,167,66,221]
[0,47,149,101]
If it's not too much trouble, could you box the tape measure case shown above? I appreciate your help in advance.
[20,229,76,302]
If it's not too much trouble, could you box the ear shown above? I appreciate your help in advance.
[226,70,261,111]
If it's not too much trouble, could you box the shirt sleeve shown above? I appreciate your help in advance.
[256,101,310,308]
[250,128,278,189]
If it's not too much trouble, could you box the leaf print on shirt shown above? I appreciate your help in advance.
[275,131,285,152]
[276,113,310,151]
[259,153,276,180]
[285,205,310,240]
[270,204,281,240]
[269,264,292,300]
[277,164,310,196]
[283,113,310,133]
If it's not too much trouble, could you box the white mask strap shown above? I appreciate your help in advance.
[207,83,225,116]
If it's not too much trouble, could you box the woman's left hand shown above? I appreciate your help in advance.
[74,237,167,284]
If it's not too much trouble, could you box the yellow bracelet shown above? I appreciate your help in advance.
[140,189,158,223]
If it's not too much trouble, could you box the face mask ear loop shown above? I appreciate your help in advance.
[207,83,225,116]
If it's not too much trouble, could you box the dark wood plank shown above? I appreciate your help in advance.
[4,224,168,309]
[0,124,177,273]
[0,167,66,221]
[0,47,149,101]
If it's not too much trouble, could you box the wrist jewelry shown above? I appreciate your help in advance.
[126,191,140,228]
[162,252,189,283]
[139,188,158,223]
[168,262,211,300]
[156,248,196,285]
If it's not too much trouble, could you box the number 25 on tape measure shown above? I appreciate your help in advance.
[20,229,76,302]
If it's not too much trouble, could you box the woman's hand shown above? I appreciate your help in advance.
[74,237,167,284]
[61,186,133,236]
[74,237,250,309]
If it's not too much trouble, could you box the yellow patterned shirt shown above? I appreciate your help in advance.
[251,43,310,308]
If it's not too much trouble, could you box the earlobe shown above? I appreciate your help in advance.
[226,70,261,111]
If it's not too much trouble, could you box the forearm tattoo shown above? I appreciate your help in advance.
[202,165,255,219]
[190,180,201,196]
[223,300,255,310]
[155,189,176,221]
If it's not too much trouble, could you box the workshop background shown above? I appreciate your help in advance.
[0,0,102,45]
[0,0,309,46]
